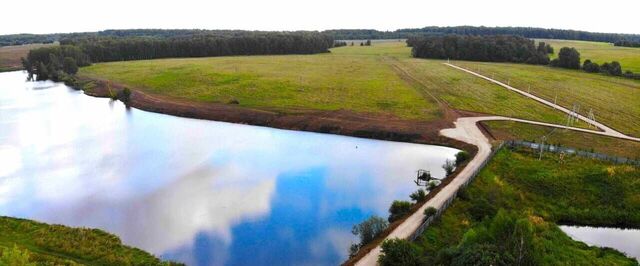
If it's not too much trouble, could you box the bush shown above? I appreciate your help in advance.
[424,206,438,218]
[455,151,470,166]
[601,61,622,76]
[442,159,455,176]
[582,59,600,73]
[120,87,132,103]
[378,239,423,266]
[351,215,389,246]
[554,47,581,69]
[409,189,427,202]
[0,245,36,266]
[388,200,413,222]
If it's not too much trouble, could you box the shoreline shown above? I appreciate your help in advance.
[79,76,479,154]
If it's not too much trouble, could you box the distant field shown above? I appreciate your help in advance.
[0,43,54,71]
[453,61,640,137]
[540,39,640,72]
[81,42,440,121]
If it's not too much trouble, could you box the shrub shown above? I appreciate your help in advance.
[455,151,470,165]
[351,215,388,246]
[120,87,132,103]
[601,61,622,76]
[0,245,36,266]
[409,189,427,202]
[442,159,455,176]
[388,200,413,222]
[582,59,600,73]
[554,47,581,69]
[424,207,438,218]
[378,239,423,266]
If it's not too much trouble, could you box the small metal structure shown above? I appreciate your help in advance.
[414,169,434,186]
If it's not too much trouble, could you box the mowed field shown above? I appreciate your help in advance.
[81,42,440,121]
[540,39,640,72]
[80,42,571,125]
[0,43,54,71]
[454,60,640,137]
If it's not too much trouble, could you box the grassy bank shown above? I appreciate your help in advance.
[0,216,179,265]
[483,121,640,159]
[540,39,640,73]
[453,60,640,137]
[414,148,640,265]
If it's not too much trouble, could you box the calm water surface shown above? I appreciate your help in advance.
[560,225,640,260]
[0,71,459,265]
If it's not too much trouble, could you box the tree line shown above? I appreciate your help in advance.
[409,35,552,65]
[614,40,640,48]
[5,27,640,48]
[325,26,640,43]
[22,31,334,81]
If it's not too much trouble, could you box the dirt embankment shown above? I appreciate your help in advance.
[80,77,477,152]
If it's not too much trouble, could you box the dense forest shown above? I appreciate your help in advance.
[614,40,640,48]
[409,35,552,64]
[4,27,640,48]
[22,31,334,81]
[327,26,640,43]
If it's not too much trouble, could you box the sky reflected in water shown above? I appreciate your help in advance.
[0,71,459,265]
[560,225,640,260]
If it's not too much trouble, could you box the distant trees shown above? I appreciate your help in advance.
[600,61,623,76]
[614,40,640,48]
[410,35,551,65]
[325,26,640,43]
[21,31,334,82]
[550,47,580,69]
[22,45,90,81]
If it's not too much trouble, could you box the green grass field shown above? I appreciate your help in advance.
[0,43,54,72]
[416,148,640,265]
[540,39,640,73]
[454,60,640,136]
[484,121,640,159]
[81,43,440,121]
[0,216,179,265]
[80,42,573,125]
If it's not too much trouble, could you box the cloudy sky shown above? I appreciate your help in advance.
[3,0,639,35]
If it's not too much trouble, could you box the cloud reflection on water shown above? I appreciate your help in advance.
[0,71,459,265]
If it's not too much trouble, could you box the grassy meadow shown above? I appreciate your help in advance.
[81,42,440,121]
[0,216,179,265]
[416,148,640,265]
[454,60,640,136]
[540,39,640,73]
[0,43,54,72]
[80,42,573,125]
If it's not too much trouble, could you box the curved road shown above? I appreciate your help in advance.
[355,65,640,266]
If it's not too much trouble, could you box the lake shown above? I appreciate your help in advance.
[560,225,640,260]
[0,71,459,265]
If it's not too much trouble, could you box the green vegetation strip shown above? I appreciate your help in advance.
[454,61,640,137]
[541,39,640,73]
[0,216,180,265]
[411,148,639,265]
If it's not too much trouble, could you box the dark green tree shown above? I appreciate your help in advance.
[378,239,423,266]
[63,57,78,74]
[555,47,581,69]
[388,200,413,222]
